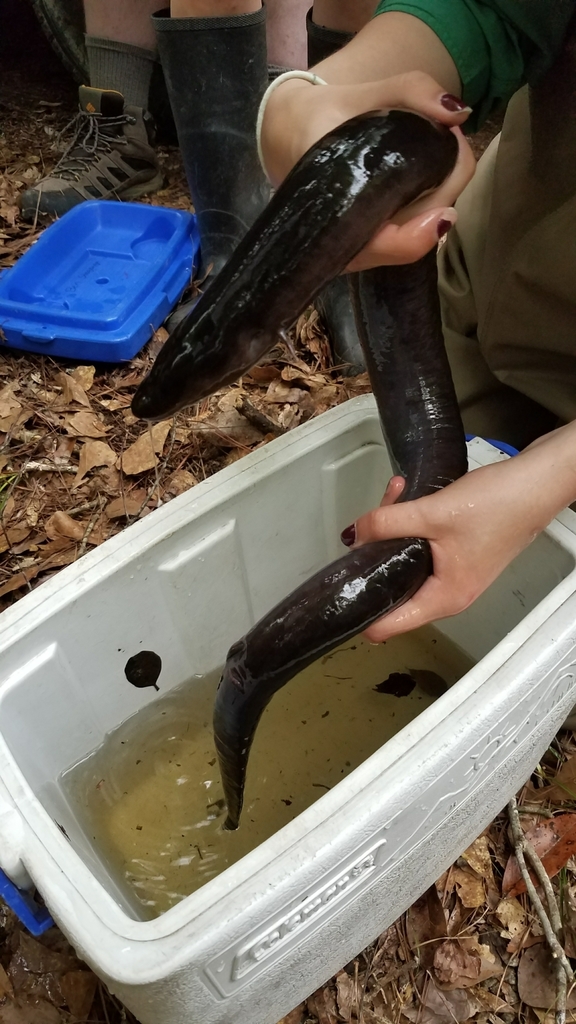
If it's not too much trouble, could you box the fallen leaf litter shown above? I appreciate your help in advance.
[5,8,574,1024]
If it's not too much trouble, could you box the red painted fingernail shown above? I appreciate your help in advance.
[341,524,356,547]
[440,93,470,112]
[437,218,453,239]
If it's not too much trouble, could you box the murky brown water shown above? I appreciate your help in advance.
[62,626,473,917]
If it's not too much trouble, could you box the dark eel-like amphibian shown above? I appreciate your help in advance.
[132,110,468,830]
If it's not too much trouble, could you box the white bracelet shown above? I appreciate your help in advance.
[256,70,328,180]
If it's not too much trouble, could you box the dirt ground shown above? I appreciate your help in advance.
[3,5,575,1024]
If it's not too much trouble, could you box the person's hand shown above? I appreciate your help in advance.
[261,72,476,269]
[340,423,576,641]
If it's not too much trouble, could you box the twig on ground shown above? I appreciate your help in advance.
[517,804,555,818]
[66,499,102,517]
[77,498,105,559]
[236,394,287,436]
[20,460,76,473]
[508,796,572,1024]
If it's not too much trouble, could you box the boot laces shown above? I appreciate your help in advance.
[50,109,137,182]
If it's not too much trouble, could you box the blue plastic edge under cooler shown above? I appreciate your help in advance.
[0,200,200,363]
[0,869,53,936]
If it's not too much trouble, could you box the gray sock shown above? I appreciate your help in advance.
[85,36,156,110]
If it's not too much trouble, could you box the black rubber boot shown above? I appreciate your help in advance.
[307,8,365,374]
[306,8,354,64]
[154,7,271,327]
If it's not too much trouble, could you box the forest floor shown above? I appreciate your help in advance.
[4,5,572,1024]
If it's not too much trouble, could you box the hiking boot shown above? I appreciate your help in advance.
[19,86,163,222]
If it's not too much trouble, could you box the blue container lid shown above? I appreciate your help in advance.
[466,434,519,457]
[0,200,200,363]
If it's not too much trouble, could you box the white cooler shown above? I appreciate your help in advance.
[0,395,575,1024]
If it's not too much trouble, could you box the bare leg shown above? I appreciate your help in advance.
[170,0,261,16]
[311,0,376,33]
[266,0,309,70]
[84,0,163,49]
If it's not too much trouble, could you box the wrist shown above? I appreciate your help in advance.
[261,79,317,184]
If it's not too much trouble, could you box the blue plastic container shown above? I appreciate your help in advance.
[466,434,519,457]
[0,201,200,362]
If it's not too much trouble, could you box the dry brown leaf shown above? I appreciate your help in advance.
[495,897,528,940]
[45,512,84,543]
[94,464,122,495]
[53,436,75,465]
[503,813,576,896]
[71,365,95,392]
[266,380,309,405]
[110,368,143,389]
[122,408,138,427]
[105,494,147,520]
[473,988,509,1014]
[445,894,468,938]
[451,866,485,908]
[0,547,78,598]
[0,382,21,430]
[193,409,263,449]
[98,396,131,411]
[277,405,301,431]
[403,975,479,1024]
[343,373,371,395]
[40,538,75,557]
[223,448,250,467]
[118,421,172,475]
[55,371,91,409]
[73,441,117,487]
[433,939,481,988]
[0,964,14,1000]
[518,944,576,1008]
[0,524,31,555]
[527,755,576,805]
[64,411,108,438]
[164,468,198,496]
[40,547,79,572]
[455,937,501,985]
[430,934,501,990]
[70,366,95,393]
[76,516,108,547]
[335,971,356,1021]
[148,326,170,358]
[24,499,43,530]
[406,885,447,969]
[461,835,495,884]
[59,970,97,1019]
[247,364,281,383]
[310,384,341,415]
[2,494,15,525]
[306,985,339,1024]
[9,931,78,987]
[0,569,38,599]
[0,999,62,1024]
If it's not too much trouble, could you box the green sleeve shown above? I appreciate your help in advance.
[373,0,574,130]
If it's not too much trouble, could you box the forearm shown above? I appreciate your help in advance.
[310,11,460,94]
[521,421,576,525]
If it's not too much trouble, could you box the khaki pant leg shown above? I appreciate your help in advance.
[438,113,557,449]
